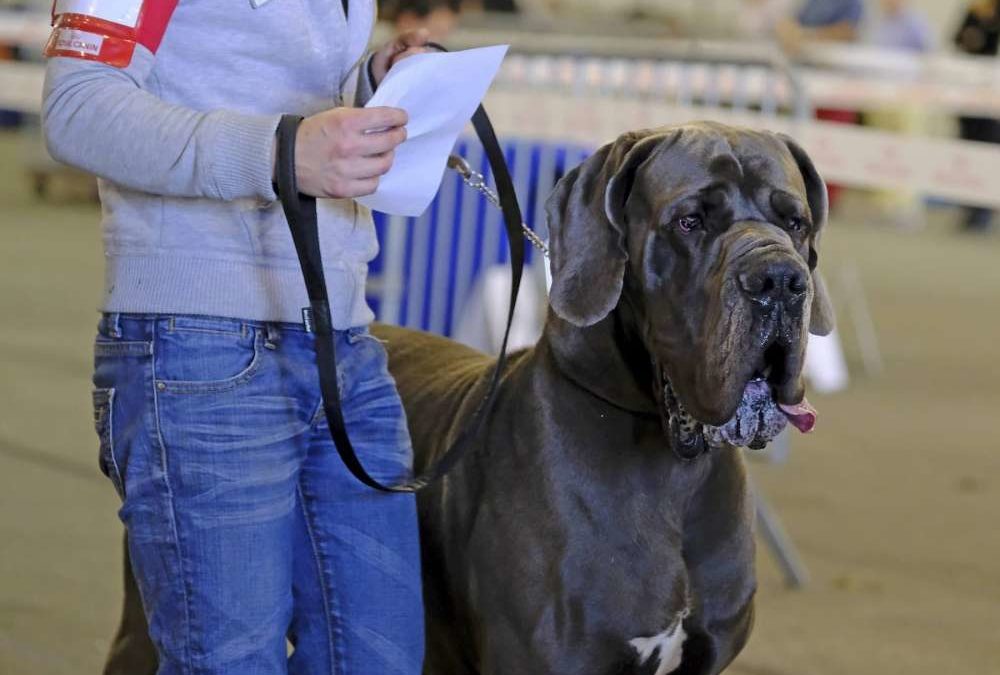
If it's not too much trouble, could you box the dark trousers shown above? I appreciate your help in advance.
[105,536,157,675]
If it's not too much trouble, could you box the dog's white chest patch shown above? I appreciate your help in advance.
[629,615,687,675]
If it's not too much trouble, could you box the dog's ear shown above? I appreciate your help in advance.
[546,130,662,327]
[779,134,835,336]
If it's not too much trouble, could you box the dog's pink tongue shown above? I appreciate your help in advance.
[779,399,818,434]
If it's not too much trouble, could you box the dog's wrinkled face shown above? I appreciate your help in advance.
[546,123,834,456]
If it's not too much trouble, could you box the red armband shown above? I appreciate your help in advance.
[44,0,178,68]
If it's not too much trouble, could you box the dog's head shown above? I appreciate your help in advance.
[545,122,834,457]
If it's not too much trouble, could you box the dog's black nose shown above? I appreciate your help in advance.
[739,260,807,306]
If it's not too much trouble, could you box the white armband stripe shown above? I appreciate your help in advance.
[53,0,143,28]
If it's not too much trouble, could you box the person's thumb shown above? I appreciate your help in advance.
[399,28,431,48]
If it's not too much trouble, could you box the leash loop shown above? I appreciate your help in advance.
[276,98,526,493]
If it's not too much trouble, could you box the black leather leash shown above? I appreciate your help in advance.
[275,105,525,493]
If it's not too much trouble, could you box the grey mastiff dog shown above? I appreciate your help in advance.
[106,122,833,675]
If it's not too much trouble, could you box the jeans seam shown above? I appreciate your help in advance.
[309,390,327,427]
[150,327,197,675]
[94,340,153,358]
[298,482,345,675]
[95,387,125,500]
[166,326,246,337]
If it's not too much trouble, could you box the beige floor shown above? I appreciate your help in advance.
[1,133,998,674]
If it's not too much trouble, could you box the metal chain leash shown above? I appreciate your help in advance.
[447,155,550,258]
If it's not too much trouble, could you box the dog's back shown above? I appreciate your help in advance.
[372,323,501,472]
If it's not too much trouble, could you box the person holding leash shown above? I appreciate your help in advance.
[42,2,429,673]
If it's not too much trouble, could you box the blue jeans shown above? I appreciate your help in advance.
[91,314,425,675]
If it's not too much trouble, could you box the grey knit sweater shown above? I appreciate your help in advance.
[42,0,379,328]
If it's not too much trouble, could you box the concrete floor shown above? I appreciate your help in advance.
[1,131,998,674]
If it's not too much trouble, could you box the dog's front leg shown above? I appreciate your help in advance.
[675,447,757,675]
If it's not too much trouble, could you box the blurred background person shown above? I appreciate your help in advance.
[954,0,1000,233]
[776,0,865,212]
[872,0,934,52]
[381,0,464,42]
[775,0,865,53]
[736,0,795,41]
[865,0,935,229]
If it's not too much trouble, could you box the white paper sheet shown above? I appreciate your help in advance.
[356,45,509,217]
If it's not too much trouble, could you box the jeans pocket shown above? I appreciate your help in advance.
[93,387,125,500]
[156,321,262,394]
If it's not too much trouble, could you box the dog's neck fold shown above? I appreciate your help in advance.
[542,306,660,417]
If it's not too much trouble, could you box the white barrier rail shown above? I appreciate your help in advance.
[7,57,1000,208]
[428,23,1000,117]
[497,54,807,118]
[485,88,1000,209]
[0,60,43,114]
[799,44,1000,118]
[0,11,49,49]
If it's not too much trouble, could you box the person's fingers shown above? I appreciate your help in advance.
[343,176,380,197]
[343,151,395,180]
[397,28,431,49]
[357,127,407,156]
[371,29,431,85]
[346,106,408,134]
[320,174,380,199]
[389,46,432,68]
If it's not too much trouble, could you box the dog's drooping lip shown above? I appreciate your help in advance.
[702,379,816,449]
[658,370,818,457]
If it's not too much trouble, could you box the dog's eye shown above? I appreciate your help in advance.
[676,215,703,233]
[787,216,806,232]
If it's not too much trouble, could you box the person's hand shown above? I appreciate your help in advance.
[370,28,433,86]
[291,106,408,199]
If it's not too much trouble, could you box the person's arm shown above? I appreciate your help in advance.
[42,0,283,201]
[43,51,282,202]
[806,0,863,42]
[43,6,415,202]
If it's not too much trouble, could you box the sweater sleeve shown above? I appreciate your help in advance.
[42,46,282,202]
[354,53,378,108]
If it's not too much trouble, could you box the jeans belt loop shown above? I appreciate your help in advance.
[108,313,122,339]
[264,323,280,350]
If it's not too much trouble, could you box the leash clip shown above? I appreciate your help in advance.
[447,154,550,259]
